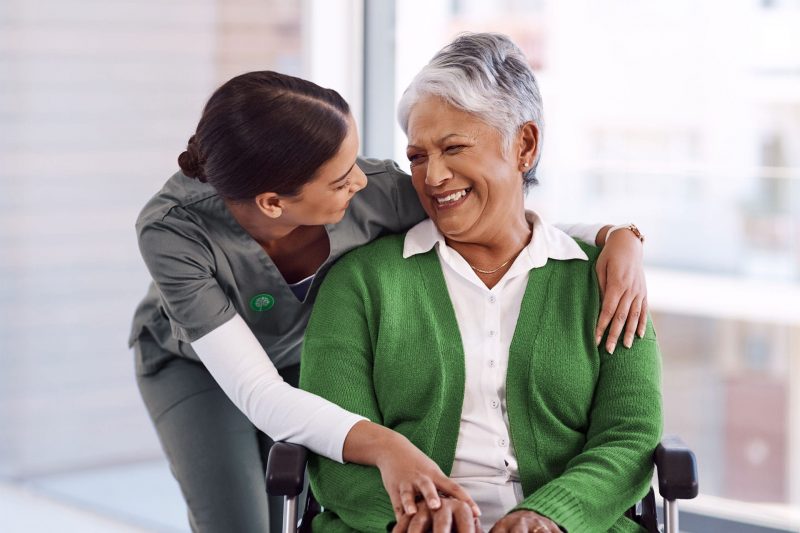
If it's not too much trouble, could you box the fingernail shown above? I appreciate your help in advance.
[406,504,416,514]
[473,506,482,517]
[607,343,616,354]
[429,499,440,509]
[624,340,632,348]
[595,335,601,346]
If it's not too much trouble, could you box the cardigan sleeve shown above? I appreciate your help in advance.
[299,257,397,532]
[513,320,663,532]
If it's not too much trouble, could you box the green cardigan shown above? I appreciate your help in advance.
[300,233,663,533]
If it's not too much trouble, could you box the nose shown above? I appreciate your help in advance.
[350,166,368,194]
[425,154,452,187]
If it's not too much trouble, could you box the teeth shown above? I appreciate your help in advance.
[436,189,469,204]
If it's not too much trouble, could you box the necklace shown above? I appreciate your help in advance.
[468,257,513,275]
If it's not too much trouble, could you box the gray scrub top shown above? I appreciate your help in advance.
[129,157,426,376]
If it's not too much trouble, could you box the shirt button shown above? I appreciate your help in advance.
[488,330,497,337]
[488,359,496,368]
[489,295,497,303]
[499,438,507,447]
[490,400,500,408]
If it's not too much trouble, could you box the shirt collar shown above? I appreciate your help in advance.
[402,210,589,271]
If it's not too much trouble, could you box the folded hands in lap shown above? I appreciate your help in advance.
[392,499,480,533]
[392,500,560,533]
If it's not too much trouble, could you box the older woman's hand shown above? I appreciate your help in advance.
[489,510,561,533]
[392,498,482,533]
[594,226,648,354]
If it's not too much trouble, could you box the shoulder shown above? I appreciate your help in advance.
[355,157,414,199]
[551,238,600,289]
[538,230,602,308]
[574,239,601,263]
[135,170,218,230]
[318,234,406,292]
[135,171,224,252]
[357,157,410,179]
[330,233,406,273]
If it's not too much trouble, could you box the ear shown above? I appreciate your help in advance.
[253,191,284,219]
[516,121,540,171]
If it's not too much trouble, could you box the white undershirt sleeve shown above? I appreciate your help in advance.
[554,222,608,246]
[191,313,366,463]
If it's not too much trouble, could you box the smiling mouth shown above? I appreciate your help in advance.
[434,187,472,209]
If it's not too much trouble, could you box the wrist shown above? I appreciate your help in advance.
[348,421,406,468]
[373,428,410,469]
[606,223,645,244]
[596,224,613,247]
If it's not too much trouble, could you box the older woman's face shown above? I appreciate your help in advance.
[405,95,527,242]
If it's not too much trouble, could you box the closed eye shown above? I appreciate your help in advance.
[407,153,426,166]
[445,145,467,154]
[334,179,351,191]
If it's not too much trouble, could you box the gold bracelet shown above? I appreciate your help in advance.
[607,223,645,243]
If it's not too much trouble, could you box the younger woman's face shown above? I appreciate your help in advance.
[278,114,367,226]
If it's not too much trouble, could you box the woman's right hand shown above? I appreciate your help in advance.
[375,431,481,522]
[342,420,480,523]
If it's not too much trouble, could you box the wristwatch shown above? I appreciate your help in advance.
[606,223,645,243]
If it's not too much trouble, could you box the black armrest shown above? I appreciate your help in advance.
[266,442,309,497]
[654,435,699,501]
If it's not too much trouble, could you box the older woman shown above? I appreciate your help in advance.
[300,33,662,533]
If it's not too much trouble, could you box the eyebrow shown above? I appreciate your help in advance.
[329,161,357,185]
[406,133,470,150]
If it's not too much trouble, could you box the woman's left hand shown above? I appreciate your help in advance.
[489,510,561,532]
[594,226,647,353]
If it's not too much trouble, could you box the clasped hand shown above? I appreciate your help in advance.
[392,500,560,533]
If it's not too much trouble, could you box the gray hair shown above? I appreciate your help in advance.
[397,32,543,187]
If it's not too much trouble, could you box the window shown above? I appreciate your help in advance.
[389,0,800,529]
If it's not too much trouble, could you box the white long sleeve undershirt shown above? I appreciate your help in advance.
[191,314,366,463]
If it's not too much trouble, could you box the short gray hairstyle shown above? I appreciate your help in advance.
[397,32,543,187]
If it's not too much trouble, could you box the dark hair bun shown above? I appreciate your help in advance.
[178,135,207,182]
[177,71,350,199]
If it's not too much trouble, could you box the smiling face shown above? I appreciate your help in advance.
[257,114,367,226]
[405,95,536,245]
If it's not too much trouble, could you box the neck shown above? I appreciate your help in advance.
[224,198,298,245]
[445,209,532,277]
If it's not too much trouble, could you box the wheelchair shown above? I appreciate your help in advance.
[266,435,698,533]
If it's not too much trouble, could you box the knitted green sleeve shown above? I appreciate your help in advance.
[513,321,663,532]
[300,256,395,533]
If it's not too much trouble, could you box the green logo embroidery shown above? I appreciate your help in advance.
[250,293,275,312]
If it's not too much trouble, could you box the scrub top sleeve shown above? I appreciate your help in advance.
[387,160,428,231]
[137,218,237,343]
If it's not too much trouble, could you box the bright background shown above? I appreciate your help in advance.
[1,0,798,531]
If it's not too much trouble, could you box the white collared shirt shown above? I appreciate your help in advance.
[403,212,589,527]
